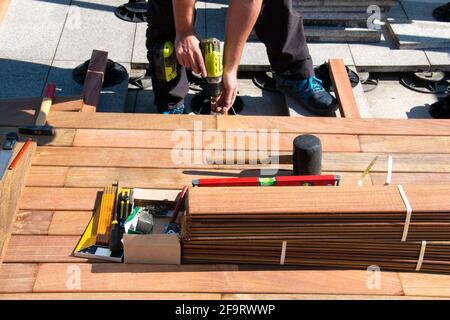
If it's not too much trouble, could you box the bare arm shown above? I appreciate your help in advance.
[224,0,263,75]
[215,0,263,113]
[173,0,207,77]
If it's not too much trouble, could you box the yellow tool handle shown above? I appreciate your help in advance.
[35,83,56,126]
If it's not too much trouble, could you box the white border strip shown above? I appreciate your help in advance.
[398,185,413,242]
[385,156,393,185]
[416,241,427,271]
[280,241,287,265]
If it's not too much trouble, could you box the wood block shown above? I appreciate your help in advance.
[12,211,53,235]
[26,166,68,187]
[329,59,361,118]
[73,129,360,152]
[4,235,87,263]
[48,211,93,236]
[20,187,101,211]
[0,263,38,293]
[0,142,36,263]
[0,293,222,300]
[81,50,108,112]
[360,136,450,154]
[399,273,450,297]
[33,263,403,295]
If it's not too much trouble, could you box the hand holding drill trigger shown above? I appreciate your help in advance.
[174,34,231,114]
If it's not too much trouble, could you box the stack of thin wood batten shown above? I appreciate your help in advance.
[182,186,450,273]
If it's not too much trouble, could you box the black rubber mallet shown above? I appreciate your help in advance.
[293,134,322,175]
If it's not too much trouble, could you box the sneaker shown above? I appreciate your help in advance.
[276,75,338,116]
[163,103,185,115]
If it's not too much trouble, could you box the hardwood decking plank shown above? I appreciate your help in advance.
[73,129,360,152]
[399,273,450,297]
[188,186,406,215]
[0,264,38,293]
[4,235,86,263]
[216,116,450,136]
[0,142,36,263]
[12,211,53,235]
[45,113,450,136]
[48,211,93,236]
[0,293,222,300]
[329,59,361,118]
[48,113,217,130]
[20,187,101,211]
[26,166,68,187]
[371,173,450,186]
[222,294,446,300]
[360,136,450,153]
[33,263,403,295]
[62,167,364,189]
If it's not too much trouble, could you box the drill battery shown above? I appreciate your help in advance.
[152,41,178,82]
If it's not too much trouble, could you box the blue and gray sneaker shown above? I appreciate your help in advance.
[276,76,338,116]
[163,103,185,115]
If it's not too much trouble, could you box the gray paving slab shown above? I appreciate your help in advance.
[0,59,51,99]
[0,0,71,60]
[308,43,354,66]
[55,0,136,63]
[400,0,448,21]
[387,1,409,20]
[48,60,130,112]
[349,31,430,72]
[387,20,450,49]
[132,24,148,69]
[425,49,450,72]
[365,75,442,119]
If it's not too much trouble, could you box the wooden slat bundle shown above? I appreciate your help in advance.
[183,240,450,273]
[183,185,450,272]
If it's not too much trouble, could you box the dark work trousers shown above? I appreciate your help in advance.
[146,0,314,111]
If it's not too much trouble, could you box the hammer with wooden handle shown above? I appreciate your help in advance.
[18,83,57,136]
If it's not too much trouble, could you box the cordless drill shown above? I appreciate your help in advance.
[153,38,223,103]
[201,38,223,104]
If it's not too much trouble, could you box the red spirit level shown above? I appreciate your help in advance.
[192,175,340,187]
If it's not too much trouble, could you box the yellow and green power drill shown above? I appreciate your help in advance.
[153,38,223,103]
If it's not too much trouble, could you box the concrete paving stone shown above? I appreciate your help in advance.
[55,0,136,62]
[387,20,450,49]
[132,23,147,69]
[0,0,71,60]
[349,31,430,72]
[0,59,51,99]
[365,75,441,119]
[400,0,448,21]
[48,60,130,112]
[425,49,450,72]
[308,43,354,66]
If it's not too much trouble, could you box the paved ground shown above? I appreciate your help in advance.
[0,0,448,118]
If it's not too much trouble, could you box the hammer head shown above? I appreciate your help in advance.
[18,125,55,136]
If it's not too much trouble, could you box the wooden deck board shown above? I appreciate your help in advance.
[33,263,403,295]
[0,264,38,293]
[2,113,450,298]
